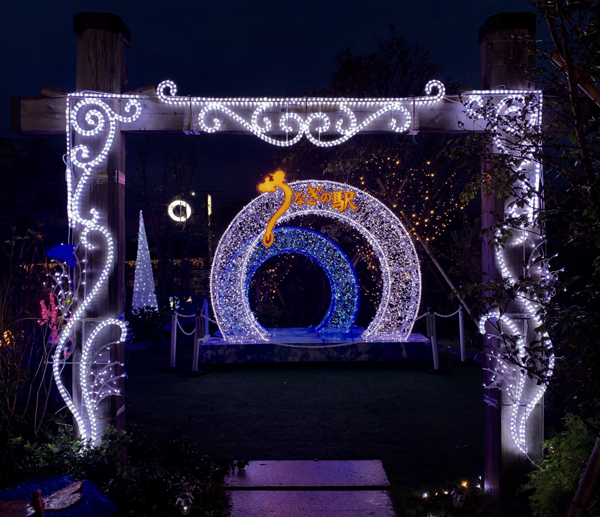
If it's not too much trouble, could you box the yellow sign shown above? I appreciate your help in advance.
[257,170,358,247]
[257,170,293,247]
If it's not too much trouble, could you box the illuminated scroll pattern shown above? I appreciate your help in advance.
[157,79,445,147]
[210,180,421,343]
[53,92,142,444]
[465,90,554,454]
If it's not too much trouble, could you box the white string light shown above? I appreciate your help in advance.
[467,90,554,454]
[53,92,142,444]
[157,80,445,147]
[52,84,552,453]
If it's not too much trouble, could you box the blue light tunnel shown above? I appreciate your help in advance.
[245,227,359,332]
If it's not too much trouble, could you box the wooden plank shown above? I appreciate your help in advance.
[12,94,483,135]
[13,91,553,136]
[11,96,67,133]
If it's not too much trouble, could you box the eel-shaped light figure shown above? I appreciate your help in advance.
[256,170,293,246]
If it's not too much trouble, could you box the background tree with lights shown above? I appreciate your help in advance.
[129,136,209,309]
[277,26,478,328]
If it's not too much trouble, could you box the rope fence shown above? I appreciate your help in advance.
[167,301,470,372]
[415,306,468,371]
[168,299,211,373]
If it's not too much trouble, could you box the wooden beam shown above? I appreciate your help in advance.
[11,93,494,135]
[13,89,560,137]
[11,96,67,133]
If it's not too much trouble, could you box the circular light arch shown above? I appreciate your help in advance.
[211,180,421,342]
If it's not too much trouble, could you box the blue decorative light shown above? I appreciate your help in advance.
[245,227,359,333]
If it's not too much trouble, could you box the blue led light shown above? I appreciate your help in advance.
[246,227,359,332]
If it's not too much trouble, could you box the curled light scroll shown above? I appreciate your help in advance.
[210,180,421,343]
[465,89,553,454]
[54,92,143,444]
[157,80,445,147]
[245,227,359,332]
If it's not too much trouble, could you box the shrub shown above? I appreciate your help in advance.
[128,306,162,344]
[0,426,230,517]
[522,414,600,517]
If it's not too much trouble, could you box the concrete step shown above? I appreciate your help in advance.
[225,460,390,489]
[229,490,396,517]
[225,460,397,516]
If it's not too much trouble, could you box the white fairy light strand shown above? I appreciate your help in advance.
[157,79,445,147]
[80,319,127,443]
[466,89,554,455]
[52,92,142,444]
[210,180,421,343]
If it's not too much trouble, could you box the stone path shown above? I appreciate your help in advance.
[224,460,397,516]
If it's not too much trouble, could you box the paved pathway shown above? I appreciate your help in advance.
[224,460,397,517]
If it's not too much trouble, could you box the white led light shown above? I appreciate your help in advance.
[53,92,142,444]
[132,211,158,310]
[157,80,445,147]
[168,199,192,222]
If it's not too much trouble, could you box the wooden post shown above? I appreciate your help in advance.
[458,305,466,363]
[479,12,542,498]
[72,12,130,439]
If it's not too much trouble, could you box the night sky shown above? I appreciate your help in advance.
[3,1,535,103]
[1,0,535,235]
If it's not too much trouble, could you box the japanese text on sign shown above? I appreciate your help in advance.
[293,185,358,212]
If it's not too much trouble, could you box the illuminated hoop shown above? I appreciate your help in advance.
[245,226,359,332]
[168,200,192,222]
[210,180,421,342]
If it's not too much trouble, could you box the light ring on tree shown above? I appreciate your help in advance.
[168,200,192,222]
[210,180,421,342]
[245,226,359,332]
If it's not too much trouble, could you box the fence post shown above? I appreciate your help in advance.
[459,305,466,362]
[170,313,178,368]
[203,298,209,338]
[191,315,202,372]
[184,313,205,376]
[426,309,440,370]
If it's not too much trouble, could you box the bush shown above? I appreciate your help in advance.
[106,427,230,516]
[0,425,230,517]
[521,414,600,517]
[390,481,498,516]
[128,306,162,344]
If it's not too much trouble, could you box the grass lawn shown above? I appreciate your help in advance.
[126,341,484,491]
